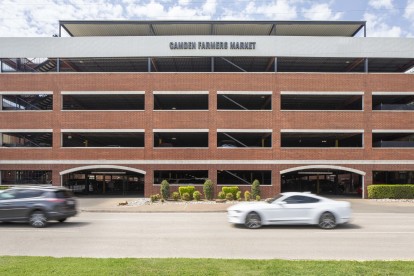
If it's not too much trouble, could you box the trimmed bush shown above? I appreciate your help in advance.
[244,191,251,201]
[179,186,195,200]
[368,184,414,199]
[160,180,170,199]
[236,191,242,201]
[172,192,180,201]
[251,179,261,199]
[256,195,261,201]
[218,191,226,199]
[203,179,214,200]
[150,194,161,202]
[193,191,202,201]
[182,192,191,201]
[0,186,9,190]
[226,193,234,201]
[222,186,239,199]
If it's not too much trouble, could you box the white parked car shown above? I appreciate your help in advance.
[227,192,351,229]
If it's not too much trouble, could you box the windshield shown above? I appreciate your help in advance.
[266,194,283,203]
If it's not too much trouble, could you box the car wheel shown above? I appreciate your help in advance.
[245,212,262,229]
[29,211,47,228]
[318,212,336,229]
[58,218,66,223]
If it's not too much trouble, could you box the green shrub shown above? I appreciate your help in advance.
[218,191,226,199]
[368,184,414,199]
[244,191,251,201]
[236,191,242,200]
[222,186,239,199]
[179,186,195,200]
[160,180,170,199]
[225,193,234,201]
[182,192,191,201]
[256,195,261,201]
[203,179,214,200]
[251,179,261,199]
[172,192,180,201]
[193,191,202,201]
[0,186,9,190]
[150,194,160,202]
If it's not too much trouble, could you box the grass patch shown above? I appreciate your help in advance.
[0,257,413,275]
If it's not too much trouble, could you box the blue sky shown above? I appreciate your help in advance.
[0,0,413,37]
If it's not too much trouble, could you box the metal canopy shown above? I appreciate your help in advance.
[60,20,365,37]
[53,56,413,73]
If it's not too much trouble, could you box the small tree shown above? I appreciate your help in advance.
[160,180,170,199]
[203,179,214,200]
[251,179,261,199]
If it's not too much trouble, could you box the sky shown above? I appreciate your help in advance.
[0,0,413,37]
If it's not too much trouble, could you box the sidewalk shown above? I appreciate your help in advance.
[77,196,414,213]
[78,197,235,213]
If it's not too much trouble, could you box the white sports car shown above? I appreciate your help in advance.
[227,192,351,229]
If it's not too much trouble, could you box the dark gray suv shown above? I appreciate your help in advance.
[0,186,77,227]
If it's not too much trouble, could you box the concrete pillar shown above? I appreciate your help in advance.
[274,57,277,72]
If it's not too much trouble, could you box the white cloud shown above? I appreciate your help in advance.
[202,0,217,15]
[178,0,190,5]
[302,3,343,20]
[243,0,299,20]
[0,0,127,37]
[364,12,402,37]
[125,0,213,20]
[404,0,414,21]
[368,0,393,9]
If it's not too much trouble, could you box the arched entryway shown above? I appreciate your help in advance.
[60,165,146,196]
[280,165,365,198]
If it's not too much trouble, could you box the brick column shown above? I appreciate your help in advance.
[52,170,61,187]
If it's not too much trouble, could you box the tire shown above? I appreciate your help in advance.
[245,212,262,229]
[318,212,336,229]
[29,211,48,228]
[58,218,67,223]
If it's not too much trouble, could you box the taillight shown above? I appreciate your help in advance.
[46,198,66,203]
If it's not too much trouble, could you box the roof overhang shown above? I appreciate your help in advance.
[59,20,365,37]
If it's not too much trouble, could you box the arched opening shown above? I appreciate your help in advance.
[280,165,365,198]
[60,165,146,196]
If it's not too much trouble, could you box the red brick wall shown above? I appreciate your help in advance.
[1,73,413,198]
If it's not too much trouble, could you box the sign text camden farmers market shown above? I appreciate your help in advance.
[169,41,256,50]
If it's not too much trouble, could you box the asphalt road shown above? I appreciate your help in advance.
[1,211,413,260]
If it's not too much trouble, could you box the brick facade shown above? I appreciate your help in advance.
[1,73,413,198]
